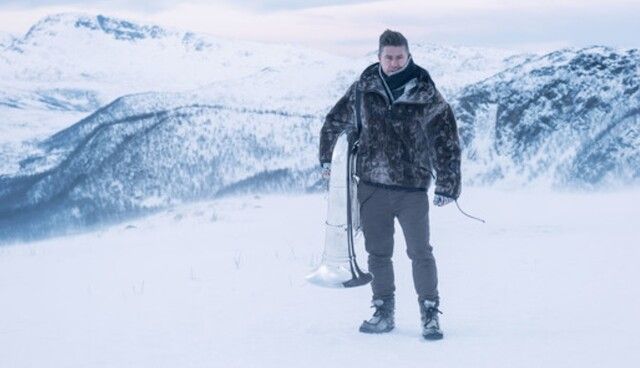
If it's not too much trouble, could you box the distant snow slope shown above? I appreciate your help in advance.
[0,13,527,143]
[1,190,639,367]
[1,13,344,89]
[0,13,355,144]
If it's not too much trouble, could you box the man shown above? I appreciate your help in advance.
[318,30,461,340]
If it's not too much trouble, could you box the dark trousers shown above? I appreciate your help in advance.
[357,181,439,304]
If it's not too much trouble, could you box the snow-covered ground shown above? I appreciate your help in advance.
[1,188,639,368]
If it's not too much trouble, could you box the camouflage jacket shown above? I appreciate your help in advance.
[319,63,462,199]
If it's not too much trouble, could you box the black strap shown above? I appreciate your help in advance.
[454,200,486,223]
[354,86,362,148]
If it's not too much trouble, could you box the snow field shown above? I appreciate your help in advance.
[1,188,639,367]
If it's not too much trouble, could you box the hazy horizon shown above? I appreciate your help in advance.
[1,0,638,57]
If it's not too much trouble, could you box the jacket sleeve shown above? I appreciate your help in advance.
[319,82,357,164]
[425,99,462,199]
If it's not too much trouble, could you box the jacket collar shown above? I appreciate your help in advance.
[358,62,438,105]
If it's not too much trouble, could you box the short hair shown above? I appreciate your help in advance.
[378,29,409,56]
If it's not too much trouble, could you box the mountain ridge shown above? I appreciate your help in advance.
[453,45,640,188]
[1,13,638,241]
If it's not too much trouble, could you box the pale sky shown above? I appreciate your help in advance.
[0,0,638,56]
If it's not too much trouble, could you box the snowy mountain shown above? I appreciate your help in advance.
[0,44,537,242]
[2,13,639,241]
[0,90,325,241]
[454,46,640,188]
[2,12,341,86]
[0,13,531,176]
[0,12,359,182]
[0,13,358,145]
[390,43,537,96]
[1,13,528,93]
[0,13,528,142]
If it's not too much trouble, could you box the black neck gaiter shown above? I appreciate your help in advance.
[380,58,419,100]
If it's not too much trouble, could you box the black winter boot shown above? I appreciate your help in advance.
[359,297,395,334]
[420,299,443,340]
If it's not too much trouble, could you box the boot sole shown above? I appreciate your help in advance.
[422,332,444,340]
[359,325,394,334]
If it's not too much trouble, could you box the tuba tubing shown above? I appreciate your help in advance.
[306,133,373,288]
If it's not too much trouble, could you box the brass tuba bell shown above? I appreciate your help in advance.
[306,132,373,288]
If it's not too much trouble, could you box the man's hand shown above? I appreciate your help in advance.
[321,163,331,181]
[433,194,454,207]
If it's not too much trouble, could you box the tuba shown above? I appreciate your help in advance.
[306,132,373,288]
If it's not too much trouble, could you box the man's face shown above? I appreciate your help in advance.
[379,45,409,75]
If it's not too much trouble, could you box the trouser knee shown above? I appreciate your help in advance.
[406,243,434,262]
[368,252,392,268]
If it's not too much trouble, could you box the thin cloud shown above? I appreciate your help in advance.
[0,0,161,12]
